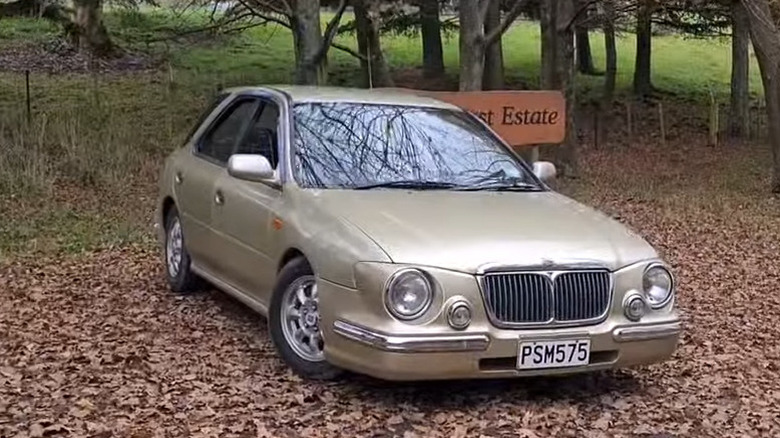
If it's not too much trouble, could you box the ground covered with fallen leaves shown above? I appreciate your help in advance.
[2,137,780,438]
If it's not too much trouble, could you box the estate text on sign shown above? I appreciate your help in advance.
[395,89,566,146]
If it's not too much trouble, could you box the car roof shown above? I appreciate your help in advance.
[223,85,463,110]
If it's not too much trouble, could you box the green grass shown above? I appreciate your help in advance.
[165,15,765,102]
[0,207,152,260]
[0,16,59,42]
[0,8,768,258]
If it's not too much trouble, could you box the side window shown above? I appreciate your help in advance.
[198,99,258,164]
[235,99,280,169]
[184,92,230,144]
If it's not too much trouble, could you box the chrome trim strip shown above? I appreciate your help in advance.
[476,260,610,275]
[612,322,682,342]
[333,320,490,353]
[477,269,614,330]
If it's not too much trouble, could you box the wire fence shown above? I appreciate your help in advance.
[0,68,771,151]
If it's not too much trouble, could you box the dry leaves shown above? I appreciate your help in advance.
[1,140,780,437]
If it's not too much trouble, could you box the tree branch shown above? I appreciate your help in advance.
[485,0,529,45]
[235,0,291,27]
[332,42,368,61]
[559,0,598,32]
[277,0,293,17]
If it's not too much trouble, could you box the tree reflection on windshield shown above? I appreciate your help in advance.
[292,102,540,190]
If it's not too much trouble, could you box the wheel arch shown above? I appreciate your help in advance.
[278,247,309,273]
[161,196,176,222]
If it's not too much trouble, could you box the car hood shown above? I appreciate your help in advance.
[307,189,657,273]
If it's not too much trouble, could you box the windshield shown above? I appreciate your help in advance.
[291,102,542,190]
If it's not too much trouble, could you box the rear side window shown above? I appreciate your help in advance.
[184,92,230,144]
[197,99,259,164]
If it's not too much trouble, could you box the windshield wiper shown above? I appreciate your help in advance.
[458,181,542,192]
[353,180,459,190]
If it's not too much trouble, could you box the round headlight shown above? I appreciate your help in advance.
[642,264,674,308]
[385,269,433,320]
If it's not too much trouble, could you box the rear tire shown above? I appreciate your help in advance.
[269,257,342,380]
[164,206,202,294]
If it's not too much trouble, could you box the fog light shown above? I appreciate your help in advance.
[447,301,472,330]
[624,294,647,321]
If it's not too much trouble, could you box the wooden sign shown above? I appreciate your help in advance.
[389,89,566,146]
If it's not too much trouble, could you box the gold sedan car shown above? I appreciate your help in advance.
[155,85,681,381]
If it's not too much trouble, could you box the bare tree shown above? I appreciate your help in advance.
[741,0,780,192]
[729,0,750,138]
[354,0,394,87]
[540,0,578,176]
[72,0,113,56]
[291,0,348,84]
[419,0,445,77]
[483,0,505,90]
[232,0,348,84]
[575,0,597,75]
[634,0,654,98]
[596,0,618,143]
[602,0,618,105]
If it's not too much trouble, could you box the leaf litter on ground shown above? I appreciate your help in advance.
[1,136,780,437]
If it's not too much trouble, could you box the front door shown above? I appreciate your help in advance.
[182,96,260,274]
[210,97,283,306]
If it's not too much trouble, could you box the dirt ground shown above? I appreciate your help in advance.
[2,138,780,438]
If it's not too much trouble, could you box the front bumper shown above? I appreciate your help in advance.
[326,318,681,381]
[321,261,681,381]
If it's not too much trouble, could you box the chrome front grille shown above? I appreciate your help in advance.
[481,271,612,328]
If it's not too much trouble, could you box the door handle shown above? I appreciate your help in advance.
[174,171,183,185]
[214,190,225,205]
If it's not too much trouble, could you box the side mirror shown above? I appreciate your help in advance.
[227,154,275,182]
[533,161,557,183]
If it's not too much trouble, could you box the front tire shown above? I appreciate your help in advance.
[269,257,342,380]
[164,206,202,294]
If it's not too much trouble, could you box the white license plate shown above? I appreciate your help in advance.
[517,339,590,370]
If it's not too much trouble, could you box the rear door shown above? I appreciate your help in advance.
[174,95,259,273]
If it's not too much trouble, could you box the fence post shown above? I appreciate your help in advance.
[658,102,666,146]
[708,90,719,147]
[25,70,31,124]
[626,101,633,141]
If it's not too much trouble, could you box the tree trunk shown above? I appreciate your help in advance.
[540,0,577,176]
[729,0,750,139]
[742,0,780,192]
[554,0,578,177]
[355,0,394,87]
[72,0,112,57]
[537,0,559,165]
[458,0,485,91]
[291,0,325,85]
[600,0,617,142]
[576,27,596,75]
[540,0,559,90]
[420,0,445,78]
[575,0,596,75]
[633,0,654,98]
[483,0,504,90]
[603,0,617,105]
